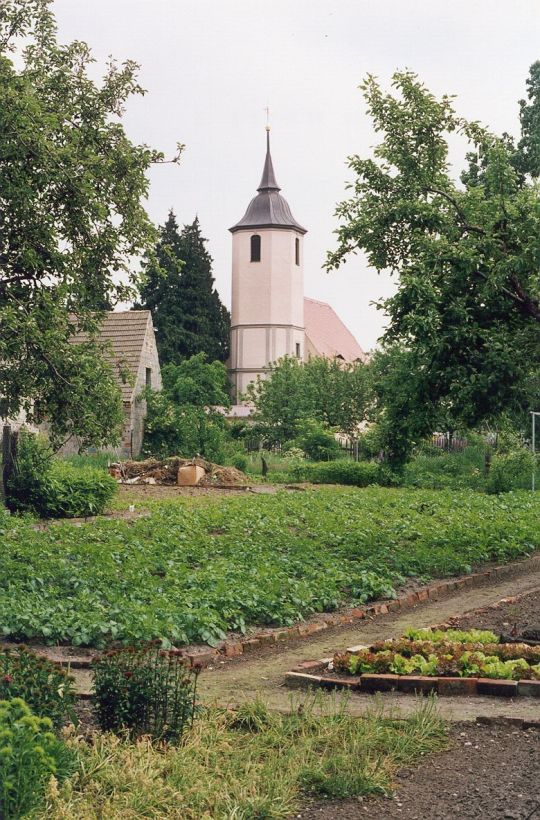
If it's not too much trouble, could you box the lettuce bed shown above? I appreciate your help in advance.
[334,629,540,681]
[0,488,538,647]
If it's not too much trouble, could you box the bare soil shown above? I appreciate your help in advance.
[293,582,540,818]
[297,722,540,820]
[117,483,252,501]
[447,589,540,637]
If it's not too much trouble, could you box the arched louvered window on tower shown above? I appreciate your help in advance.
[295,237,300,266]
[250,234,261,262]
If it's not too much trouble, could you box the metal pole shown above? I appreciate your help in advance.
[532,412,539,492]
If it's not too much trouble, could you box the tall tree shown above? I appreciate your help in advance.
[0,0,173,447]
[247,355,371,441]
[143,353,230,459]
[327,68,540,466]
[138,212,230,365]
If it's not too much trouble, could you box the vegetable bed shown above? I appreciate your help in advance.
[334,628,540,681]
[0,487,538,647]
[286,627,540,698]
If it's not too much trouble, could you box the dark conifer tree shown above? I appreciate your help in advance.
[138,211,230,364]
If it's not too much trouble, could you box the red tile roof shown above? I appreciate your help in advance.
[304,298,367,363]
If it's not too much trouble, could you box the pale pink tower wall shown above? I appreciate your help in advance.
[229,128,307,400]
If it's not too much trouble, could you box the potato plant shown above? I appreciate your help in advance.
[0,488,537,648]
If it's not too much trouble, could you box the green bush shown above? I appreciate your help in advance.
[357,424,385,460]
[0,698,74,819]
[292,421,341,461]
[7,433,117,518]
[0,647,76,730]
[5,433,53,514]
[486,449,536,494]
[290,460,398,487]
[229,453,248,472]
[36,461,117,518]
[403,443,487,491]
[92,642,199,742]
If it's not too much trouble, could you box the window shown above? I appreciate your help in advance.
[250,234,261,262]
[145,367,152,389]
[295,237,300,266]
[295,343,301,358]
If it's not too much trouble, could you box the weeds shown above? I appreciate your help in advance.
[41,695,447,819]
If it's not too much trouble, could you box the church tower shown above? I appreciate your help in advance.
[229,128,307,401]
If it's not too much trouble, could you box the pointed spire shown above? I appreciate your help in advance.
[257,127,280,192]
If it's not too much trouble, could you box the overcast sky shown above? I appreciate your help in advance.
[52,0,540,350]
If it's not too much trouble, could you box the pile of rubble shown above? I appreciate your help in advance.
[108,456,250,487]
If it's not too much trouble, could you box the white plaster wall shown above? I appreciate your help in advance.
[230,227,305,399]
[231,228,304,328]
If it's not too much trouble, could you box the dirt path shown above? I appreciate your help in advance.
[298,722,540,820]
[198,555,540,721]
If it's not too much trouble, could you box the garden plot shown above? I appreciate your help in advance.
[0,487,538,648]
[286,625,540,699]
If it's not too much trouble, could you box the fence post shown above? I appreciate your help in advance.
[2,426,18,505]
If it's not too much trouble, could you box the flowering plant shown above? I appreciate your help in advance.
[0,698,74,818]
[0,647,76,729]
[92,642,199,741]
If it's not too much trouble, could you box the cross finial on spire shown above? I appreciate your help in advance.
[264,105,270,130]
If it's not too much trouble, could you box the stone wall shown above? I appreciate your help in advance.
[54,319,162,458]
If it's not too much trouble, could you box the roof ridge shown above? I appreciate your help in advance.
[304,297,331,307]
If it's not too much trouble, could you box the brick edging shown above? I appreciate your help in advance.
[284,668,540,699]
[36,553,540,672]
[181,553,540,668]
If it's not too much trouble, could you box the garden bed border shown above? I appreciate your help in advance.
[29,554,539,673]
[182,556,538,669]
[284,661,540,699]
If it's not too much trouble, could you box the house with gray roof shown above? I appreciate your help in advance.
[63,310,162,457]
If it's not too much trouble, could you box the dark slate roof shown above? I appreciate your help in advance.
[230,130,307,234]
[69,310,152,403]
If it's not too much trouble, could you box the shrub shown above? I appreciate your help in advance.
[36,461,117,518]
[357,424,385,460]
[290,460,399,487]
[486,449,536,494]
[0,698,74,819]
[403,443,487,491]
[229,453,248,472]
[92,642,199,742]
[281,446,305,461]
[0,647,76,730]
[5,432,53,514]
[292,421,341,461]
[7,433,117,518]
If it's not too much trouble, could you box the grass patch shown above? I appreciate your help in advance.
[62,452,119,470]
[41,696,447,818]
[0,487,538,647]
[403,444,488,491]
